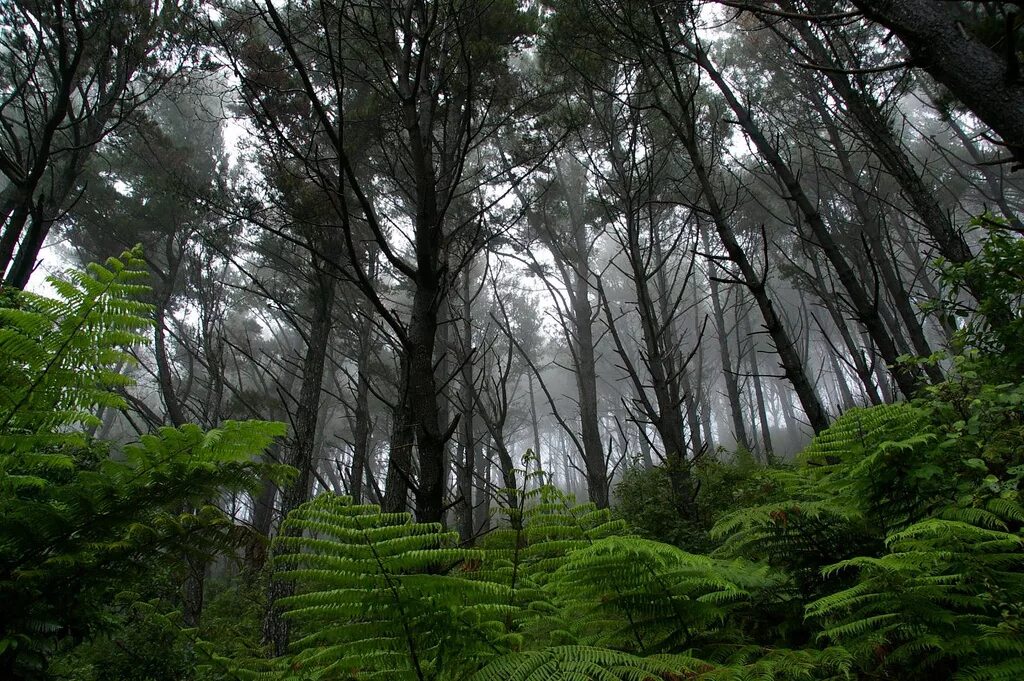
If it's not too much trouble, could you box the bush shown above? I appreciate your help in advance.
[613,449,775,551]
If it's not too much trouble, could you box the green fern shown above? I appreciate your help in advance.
[470,645,711,681]
[807,500,1024,679]
[0,247,152,446]
[247,494,519,680]
[0,250,289,678]
[711,405,938,588]
[549,536,776,652]
[237,485,853,681]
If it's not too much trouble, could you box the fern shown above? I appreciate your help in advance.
[238,485,851,681]
[711,405,939,590]
[549,536,775,652]
[470,645,711,681]
[806,500,1024,679]
[244,494,519,681]
[0,250,289,679]
[0,248,152,445]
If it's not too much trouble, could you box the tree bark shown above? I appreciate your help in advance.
[383,368,416,514]
[852,0,1024,168]
[263,267,336,655]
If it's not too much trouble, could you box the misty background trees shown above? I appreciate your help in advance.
[3,0,1024,659]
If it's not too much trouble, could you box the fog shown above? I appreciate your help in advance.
[4,0,1021,538]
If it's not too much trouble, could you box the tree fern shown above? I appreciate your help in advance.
[552,536,776,651]
[0,248,152,444]
[240,485,852,681]
[711,404,938,589]
[470,645,711,681]
[0,250,289,678]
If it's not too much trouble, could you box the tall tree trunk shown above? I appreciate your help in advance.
[851,0,1024,169]
[407,281,447,523]
[245,469,278,576]
[647,28,831,434]
[456,272,476,543]
[809,255,884,405]
[4,204,45,289]
[615,207,697,517]
[350,362,371,504]
[742,313,774,463]
[263,269,336,655]
[0,197,30,279]
[569,221,609,508]
[383,369,416,514]
[774,380,799,436]
[828,350,858,412]
[152,282,210,627]
[560,431,575,497]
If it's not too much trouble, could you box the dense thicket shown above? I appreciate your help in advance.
[1,1,1023,680]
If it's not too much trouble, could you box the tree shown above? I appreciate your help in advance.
[217,0,539,525]
[850,0,1024,169]
[0,0,199,288]
[0,249,287,679]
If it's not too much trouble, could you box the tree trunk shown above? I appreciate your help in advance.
[569,221,609,508]
[814,98,944,384]
[473,432,491,535]
[407,281,447,523]
[852,0,1024,168]
[742,313,775,463]
[702,225,757,448]
[456,272,476,543]
[828,349,858,412]
[263,268,336,655]
[646,25,832,435]
[383,371,416,514]
[350,362,371,504]
[245,470,278,576]
[618,207,697,517]
[528,372,543,482]
[787,4,974,267]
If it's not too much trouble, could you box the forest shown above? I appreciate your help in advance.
[1,0,1023,679]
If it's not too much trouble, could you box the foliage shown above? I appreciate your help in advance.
[224,358,1023,680]
[936,213,1024,375]
[708,380,1024,679]
[613,450,773,552]
[6,235,1024,681]
[0,249,289,679]
[807,512,1024,680]
[217,479,853,681]
[48,594,197,681]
